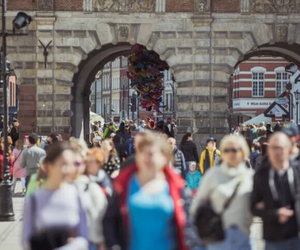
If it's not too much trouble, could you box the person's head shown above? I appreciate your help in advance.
[86,148,105,176]
[47,133,58,144]
[241,124,247,131]
[129,120,134,126]
[220,135,250,168]
[102,139,117,156]
[94,121,100,127]
[189,162,196,172]
[281,124,299,147]
[136,132,169,175]
[113,134,122,145]
[268,132,292,170]
[251,142,261,152]
[57,134,63,141]
[119,122,126,132]
[266,123,272,130]
[44,142,76,183]
[259,122,265,128]
[93,125,99,132]
[181,132,192,145]
[7,136,13,146]
[129,125,137,134]
[28,133,38,145]
[206,137,217,150]
[167,137,176,152]
[257,126,267,137]
[15,139,24,150]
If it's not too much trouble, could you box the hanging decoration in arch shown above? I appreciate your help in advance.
[127,44,169,111]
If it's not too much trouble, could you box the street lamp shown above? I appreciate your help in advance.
[0,6,32,221]
[295,90,300,125]
[103,104,115,122]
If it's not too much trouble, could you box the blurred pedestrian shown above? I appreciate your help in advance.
[9,122,19,146]
[167,137,187,178]
[251,132,300,250]
[86,148,113,199]
[113,134,125,163]
[89,136,102,148]
[186,161,201,196]
[191,135,253,250]
[25,163,47,196]
[40,133,58,150]
[180,132,199,168]
[102,139,120,178]
[266,123,273,138]
[116,122,128,142]
[103,122,117,139]
[73,145,108,250]
[103,132,200,250]
[281,124,300,161]
[57,134,63,141]
[91,124,103,143]
[124,128,137,158]
[0,141,13,182]
[11,139,26,195]
[249,142,260,169]
[20,133,46,188]
[22,142,88,250]
[199,137,221,175]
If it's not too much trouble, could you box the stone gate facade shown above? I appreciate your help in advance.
[6,0,300,145]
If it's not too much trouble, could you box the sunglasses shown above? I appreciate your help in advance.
[223,148,241,154]
[74,161,83,168]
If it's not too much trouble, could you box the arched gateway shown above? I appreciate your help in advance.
[6,0,300,145]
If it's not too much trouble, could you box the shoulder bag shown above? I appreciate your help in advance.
[194,176,243,245]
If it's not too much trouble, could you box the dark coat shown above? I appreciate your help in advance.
[251,159,300,242]
[180,141,199,163]
[103,164,201,250]
[173,147,187,178]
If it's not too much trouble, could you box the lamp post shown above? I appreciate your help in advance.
[295,90,300,125]
[0,5,32,221]
[104,103,115,122]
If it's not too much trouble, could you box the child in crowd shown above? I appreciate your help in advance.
[186,161,201,196]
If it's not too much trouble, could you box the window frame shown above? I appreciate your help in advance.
[252,72,265,97]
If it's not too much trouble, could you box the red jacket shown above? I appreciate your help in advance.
[0,150,13,179]
[103,163,200,250]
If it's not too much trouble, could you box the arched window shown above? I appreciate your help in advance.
[251,67,266,97]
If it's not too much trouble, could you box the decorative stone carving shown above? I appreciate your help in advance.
[92,0,155,12]
[252,0,300,13]
[37,0,54,11]
[276,25,288,42]
[195,0,210,12]
[118,25,130,40]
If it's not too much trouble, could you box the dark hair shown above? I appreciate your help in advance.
[266,123,272,130]
[252,142,261,151]
[48,133,58,143]
[129,125,137,133]
[113,134,122,144]
[180,132,192,146]
[261,143,268,156]
[118,122,126,133]
[93,125,99,132]
[29,133,38,145]
[44,142,72,164]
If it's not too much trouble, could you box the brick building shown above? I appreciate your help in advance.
[229,56,291,125]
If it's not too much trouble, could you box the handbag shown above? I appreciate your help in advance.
[29,193,76,250]
[194,176,243,245]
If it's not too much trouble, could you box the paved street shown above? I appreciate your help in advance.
[0,183,265,250]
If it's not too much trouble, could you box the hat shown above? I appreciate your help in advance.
[206,137,217,144]
[281,124,299,137]
[93,136,101,143]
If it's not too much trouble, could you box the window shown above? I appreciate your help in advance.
[252,72,264,97]
[276,72,288,97]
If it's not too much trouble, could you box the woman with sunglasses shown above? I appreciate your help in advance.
[22,142,88,250]
[191,135,254,250]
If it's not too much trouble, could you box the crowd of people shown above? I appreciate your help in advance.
[1,118,300,250]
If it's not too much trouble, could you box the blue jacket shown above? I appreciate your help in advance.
[186,171,201,190]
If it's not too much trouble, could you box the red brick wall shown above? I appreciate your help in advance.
[166,0,194,12]
[7,0,36,10]
[54,0,83,11]
[212,0,240,12]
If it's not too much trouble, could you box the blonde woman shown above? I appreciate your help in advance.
[191,135,254,250]
[12,139,26,195]
[102,139,120,178]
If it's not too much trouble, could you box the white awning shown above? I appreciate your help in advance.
[244,113,272,125]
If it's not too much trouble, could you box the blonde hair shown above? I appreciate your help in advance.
[15,139,24,150]
[219,134,250,159]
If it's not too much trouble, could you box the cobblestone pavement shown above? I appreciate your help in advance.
[0,181,265,250]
